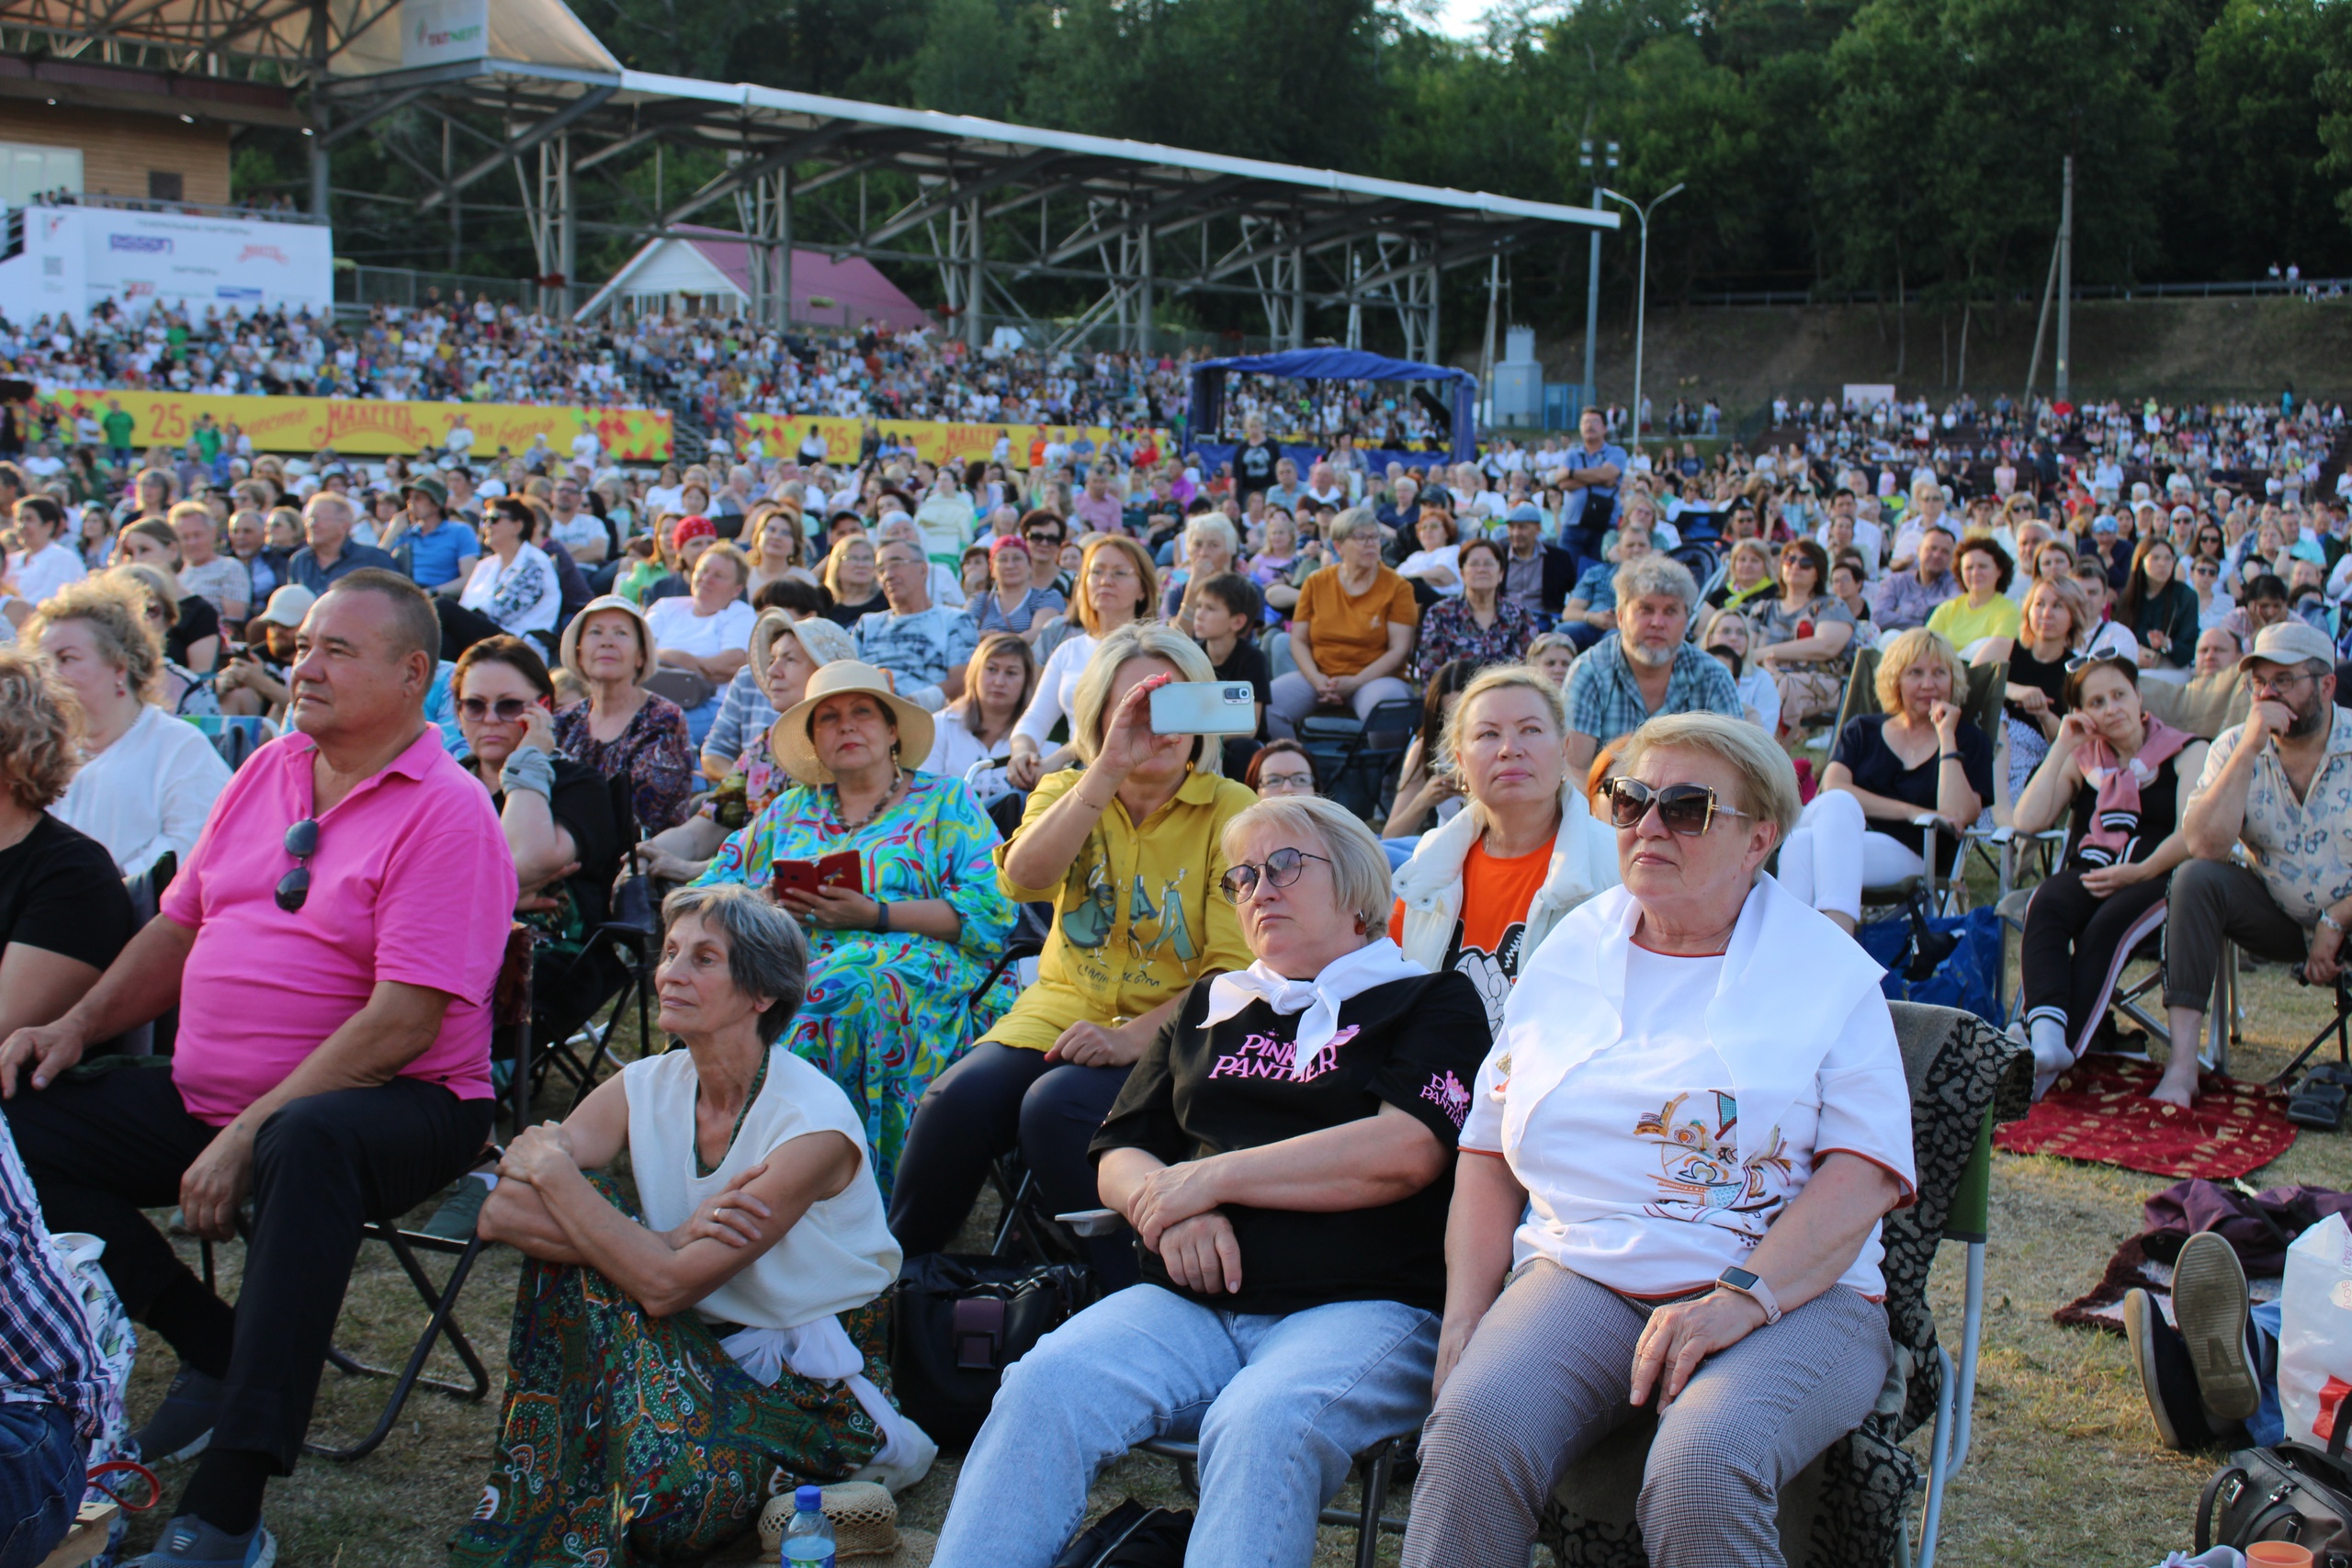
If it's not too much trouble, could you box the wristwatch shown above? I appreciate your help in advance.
[1715,1266,1783,1325]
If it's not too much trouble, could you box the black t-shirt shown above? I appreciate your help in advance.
[0,814,134,970]
[167,594,221,665]
[2004,643,2068,728]
[821,589,888,630]
[2064,749,2183,869]
[1091,969,1487,1316]
[1829,713,1995,866]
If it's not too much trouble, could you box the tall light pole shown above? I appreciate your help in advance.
[1578,138,1618,421]
[1600,182,1684,449]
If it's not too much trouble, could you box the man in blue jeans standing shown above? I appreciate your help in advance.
[1552,407,1626,578]
[0,1118,108,1568]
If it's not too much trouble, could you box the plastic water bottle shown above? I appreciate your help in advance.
[782,1485,834,1567]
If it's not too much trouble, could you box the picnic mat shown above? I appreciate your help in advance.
[2054,1232,2282,1333]
[1992,1057,2297,1179]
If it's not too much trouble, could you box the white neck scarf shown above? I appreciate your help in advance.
[1201,938,1427,1080]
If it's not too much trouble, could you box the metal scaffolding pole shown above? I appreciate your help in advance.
[554,132,575,321]
[310,106,331,220]
[1346,247,1362,350]
[2055,153,2075,402]
[776,170,793,333]
[965,195,984,349]
[1137,220,1155,356]
[1288,234,1306,351]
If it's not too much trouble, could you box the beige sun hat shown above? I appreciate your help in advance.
[751,610,857,700]
[559,593,655,683]
[775,660,935,786]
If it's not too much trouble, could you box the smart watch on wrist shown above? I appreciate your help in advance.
[1715,1266,1782,1325]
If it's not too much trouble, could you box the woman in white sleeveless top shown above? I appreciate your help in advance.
[458,884,933,1567]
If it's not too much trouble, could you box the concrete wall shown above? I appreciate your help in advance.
[0,102,231,207]
[1511,296,2352,425]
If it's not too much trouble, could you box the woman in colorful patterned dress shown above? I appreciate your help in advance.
[690,661,1015,1194]
[632,611,857,884]
[456,883,931,1568]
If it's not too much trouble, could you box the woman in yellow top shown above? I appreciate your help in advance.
[888,623,1255,1286]
[1926,536,2023,649]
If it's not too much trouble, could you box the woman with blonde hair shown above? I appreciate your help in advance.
[1977,574,2091,796]
[1697,607,1782,734]
[1703,537,1776,616]
[1776,627,1991,933]
[893,622,1253,1288]
[1005,532,1159,789]
[31,578,230,877]
[1162,513,1239,633]
[820,533,888,629]
[1390,663,1618,1037]
[0,645,136,1041]
[104,563,217,717]
[1524,630,1578,691]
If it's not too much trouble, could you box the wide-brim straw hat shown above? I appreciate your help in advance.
[751,610,857,693]
[559,593,655,683]
[775,660,934,786]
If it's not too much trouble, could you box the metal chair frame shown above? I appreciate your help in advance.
[1138,1433,1411,1568]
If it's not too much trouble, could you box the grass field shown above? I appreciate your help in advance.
[104,952,2352,1568]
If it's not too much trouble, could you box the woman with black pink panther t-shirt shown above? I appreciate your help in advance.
[932,795,1487,1568]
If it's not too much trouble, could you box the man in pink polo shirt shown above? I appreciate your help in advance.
[0,569,515,1568]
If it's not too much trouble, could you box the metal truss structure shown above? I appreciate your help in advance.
[1,0,1614,352]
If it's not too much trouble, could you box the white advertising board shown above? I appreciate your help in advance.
[1840,382,1897,412]
[401,0,490,69]
[0,205,334,325]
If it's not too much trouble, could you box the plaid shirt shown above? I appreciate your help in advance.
[1566,632,1744,745]
[0,1121,108,1438]
[1871,569,1959,632]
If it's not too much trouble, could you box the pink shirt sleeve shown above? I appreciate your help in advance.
[371,807,517,1003]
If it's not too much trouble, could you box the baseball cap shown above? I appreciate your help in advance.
[2238,620,2337,672]
[254,584,317,628]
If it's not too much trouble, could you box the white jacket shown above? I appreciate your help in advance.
[1391,775,1619,972]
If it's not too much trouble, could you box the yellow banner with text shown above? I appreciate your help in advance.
[730,412,1136,469]
[40,389,674,462]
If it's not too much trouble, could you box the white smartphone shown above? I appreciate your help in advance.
[1149,680,1258,736]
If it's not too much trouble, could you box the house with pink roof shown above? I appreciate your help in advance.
[576,224,929,331]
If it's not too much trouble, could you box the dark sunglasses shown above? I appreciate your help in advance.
[1218,847,1332,903]
[1604,778,1752,837]
[277,818,319,913]
[458,696,537,722]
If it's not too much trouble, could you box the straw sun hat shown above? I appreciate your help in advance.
[775,660,935,786]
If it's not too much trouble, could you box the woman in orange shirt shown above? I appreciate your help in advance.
[1389,665,1618,1038]
[1267,507,1419,738]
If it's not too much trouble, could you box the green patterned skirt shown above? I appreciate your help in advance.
[449,1177,894,1567]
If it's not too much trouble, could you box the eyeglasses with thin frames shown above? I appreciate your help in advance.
[277,818,319,913]
[1218,847,1332,904]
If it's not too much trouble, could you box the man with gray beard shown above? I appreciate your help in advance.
[1562,554,1743,773]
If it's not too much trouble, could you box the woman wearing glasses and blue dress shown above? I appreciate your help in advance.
[931,795,1488,1568]
[1403,712,1915,1568]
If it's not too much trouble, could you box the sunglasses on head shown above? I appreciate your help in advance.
[1603,778,1752,837]
[1218,846,1332,903]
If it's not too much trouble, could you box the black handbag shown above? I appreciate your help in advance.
[2199,1398,2352,1564]
[1051,1499,1193,1568]
[888,1253,1096,1444]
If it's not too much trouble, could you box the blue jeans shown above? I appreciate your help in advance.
[933,1286,1439,1568]
[0,1402,84,1568]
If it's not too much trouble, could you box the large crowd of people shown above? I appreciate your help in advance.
[0,351,2346,1568]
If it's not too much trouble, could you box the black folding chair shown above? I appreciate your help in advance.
[116,853,175,1058]
[1300,697,1419,821]
[526,874,662,1105]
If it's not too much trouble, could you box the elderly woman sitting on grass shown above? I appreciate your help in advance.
[454,884,931,1568]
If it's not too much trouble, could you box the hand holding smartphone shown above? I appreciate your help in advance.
[1148,681,1258,737]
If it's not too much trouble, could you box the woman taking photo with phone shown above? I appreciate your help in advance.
[891,624,1254,1288]
[689,661,1016,1195]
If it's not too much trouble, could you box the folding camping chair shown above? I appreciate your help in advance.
[1540,1003,2032,1568]
[115,852,175,1058]
[1298,697,1419,821]
[1828,647,2007,917]
[526,873,662,1106]
[1137,1432,1412,1568]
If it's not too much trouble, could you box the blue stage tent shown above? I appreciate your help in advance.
[1187,349,1480,468]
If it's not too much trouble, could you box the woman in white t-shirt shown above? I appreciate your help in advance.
[922,629,1035,790]
[645,544,758,750]
[462,883,932,1563]
[1403,713,1916,1568]
[10,496,85,607]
